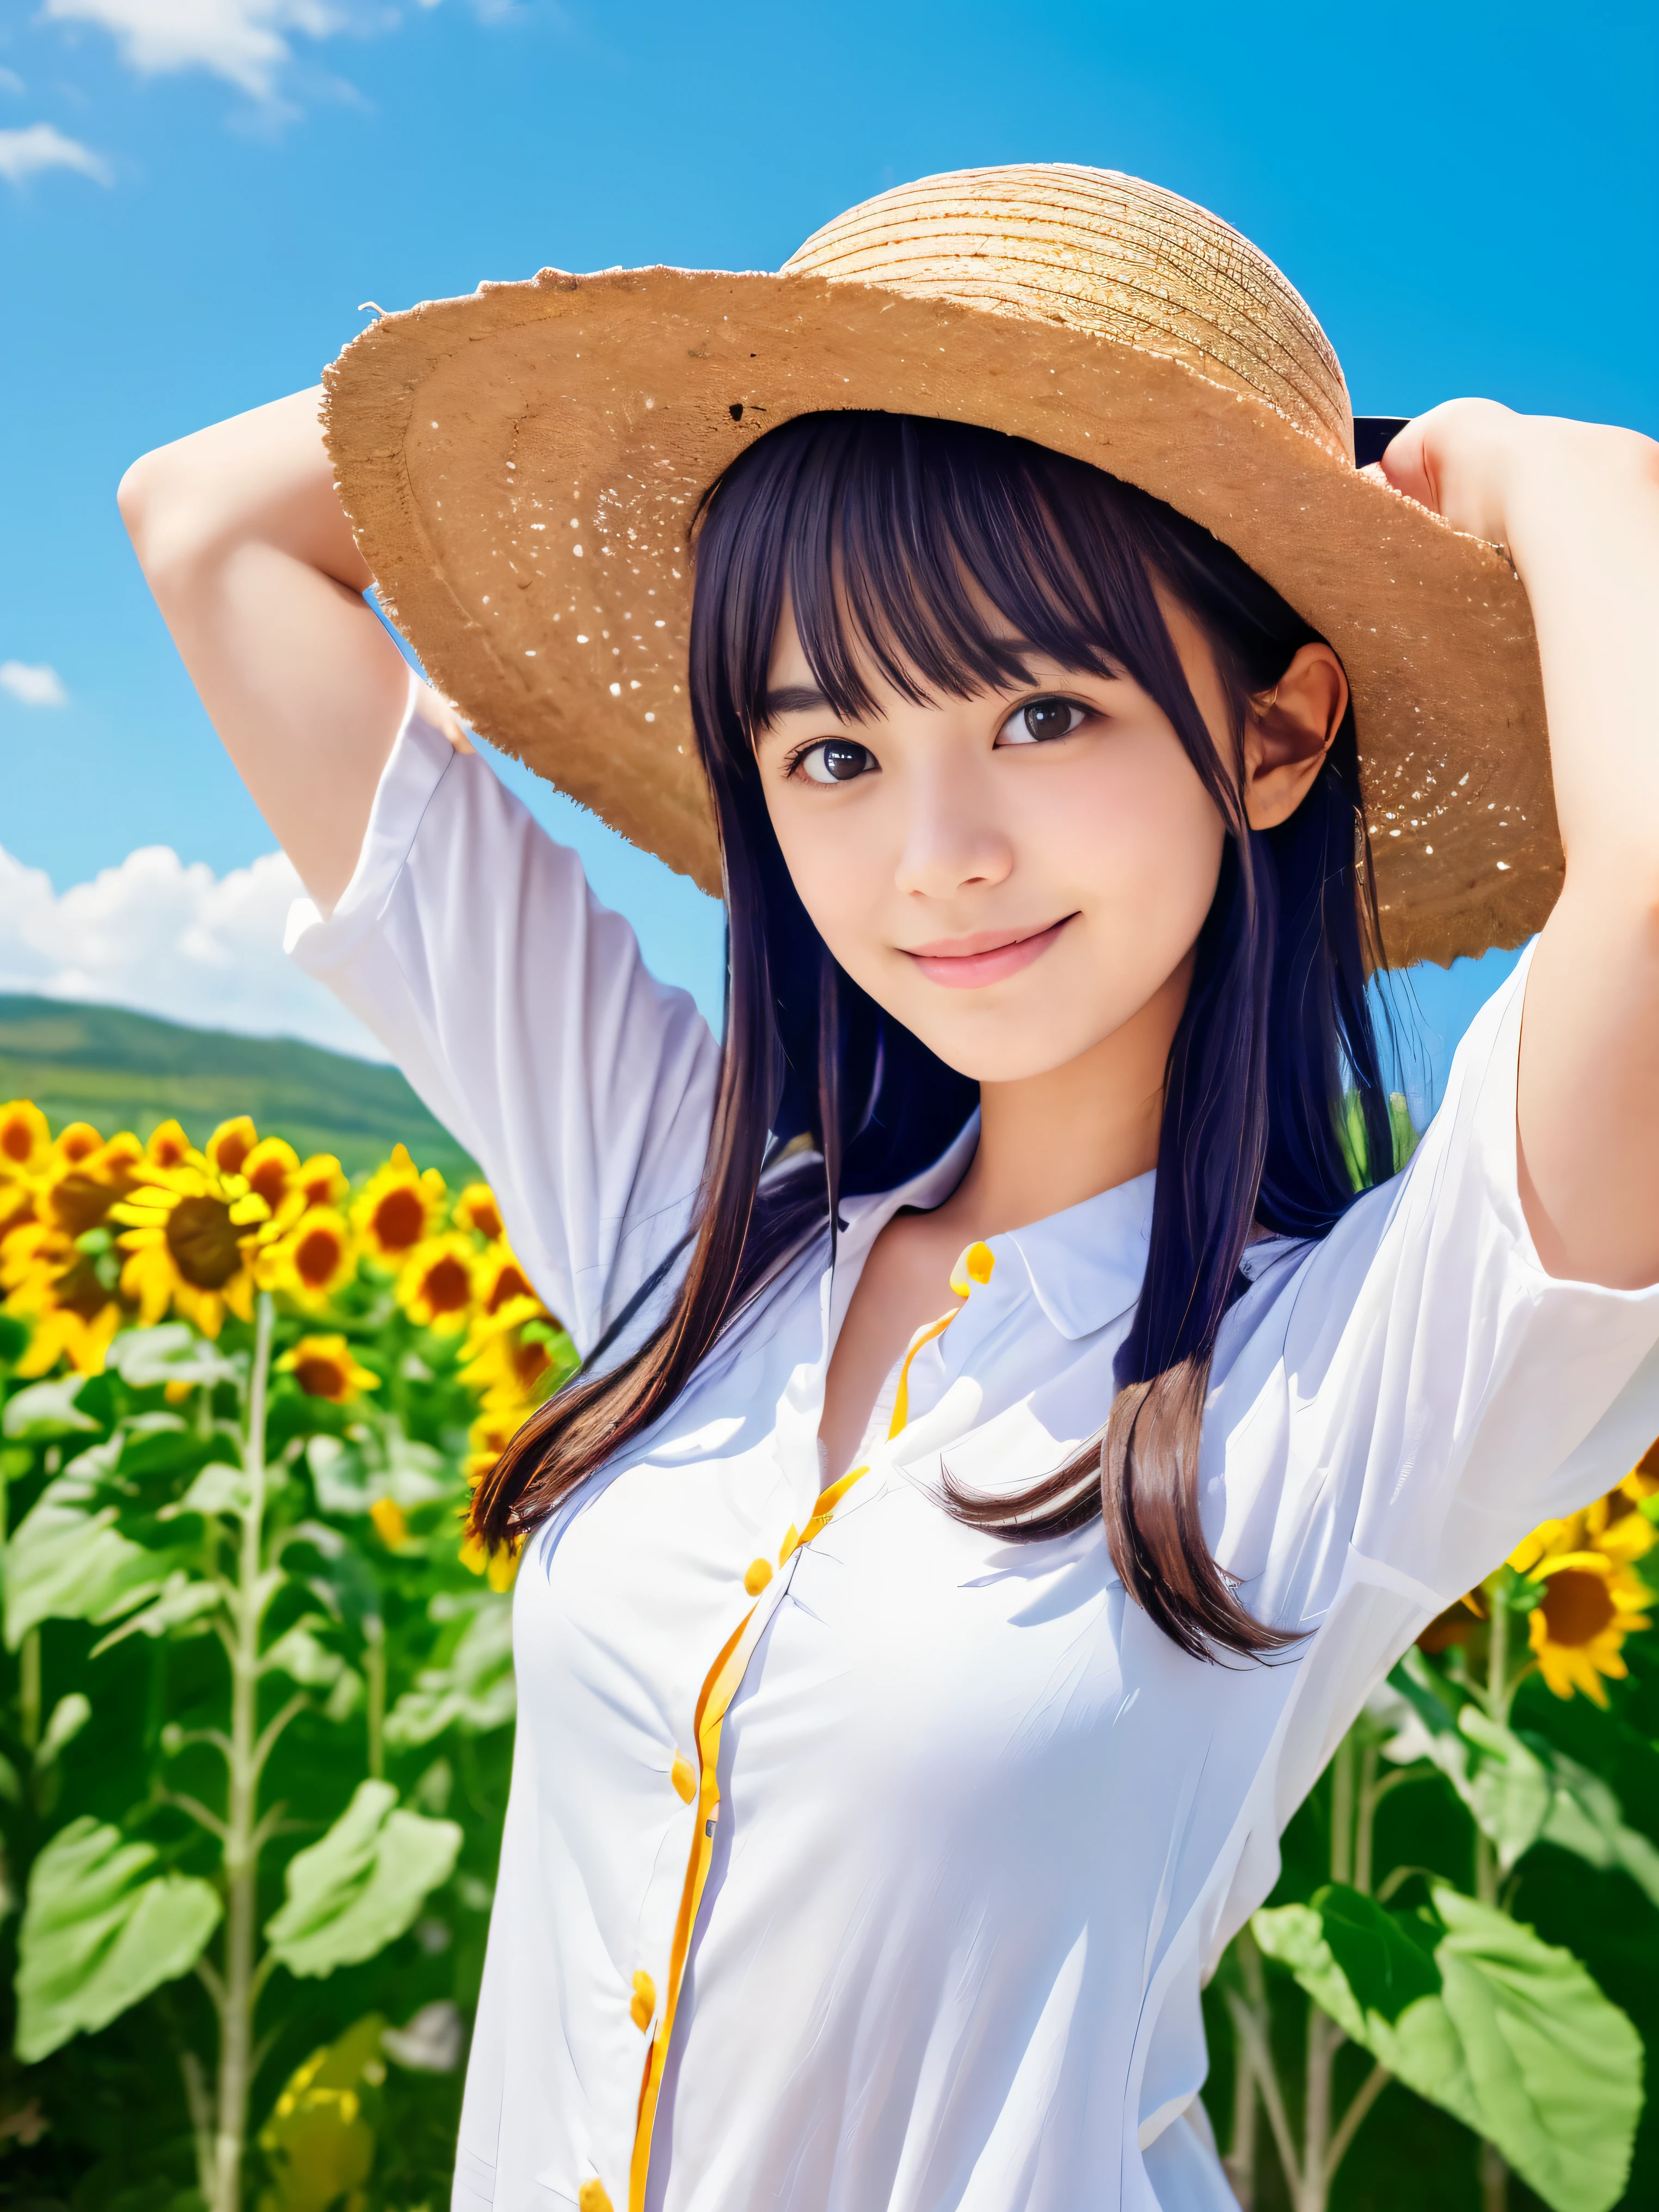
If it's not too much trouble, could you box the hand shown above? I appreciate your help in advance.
[1365,397,1525,550]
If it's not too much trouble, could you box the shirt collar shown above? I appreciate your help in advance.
[1003,1170,1154,1341]
[839,1114,1153,1343]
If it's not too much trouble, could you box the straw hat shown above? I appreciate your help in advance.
[323,163,1556,970]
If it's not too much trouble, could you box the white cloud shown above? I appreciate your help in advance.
[0,122,112,185]
[0,842,387,1061]
[44,0,347,101]
[0,663,69,709]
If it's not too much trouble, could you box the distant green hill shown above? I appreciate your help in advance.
[0,996,476,1186]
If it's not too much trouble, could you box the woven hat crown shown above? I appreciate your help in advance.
[324,161,1554,969]
[783,165,1353,461]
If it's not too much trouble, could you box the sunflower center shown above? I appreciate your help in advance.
[250,1162,290,1208]
[1539,1568,1617,1648]
[295,1227,345,1289]
[373,1188,425,1252]
[486,1263,531,1314]
[511,1333,552,1392]
[51,1172,122,1239]
[294,1356,348,1400]
[422,1255,472,1315]
[166,1195,244,1290]
[56,1255,112,1321]
[2,1122,33,1163]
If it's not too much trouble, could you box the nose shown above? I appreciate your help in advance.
[892,768,1014,901]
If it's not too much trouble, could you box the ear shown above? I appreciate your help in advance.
[1240,643,1348,830]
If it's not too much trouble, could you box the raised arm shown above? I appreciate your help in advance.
[1380,402,1659,1289]
[118,386,443,911]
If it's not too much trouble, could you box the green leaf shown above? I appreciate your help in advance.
[1531,1739,1659,1909]
[105,1323,237,1394]
[265,1781,461,1979]
[4,1468,189,1649]
[14,1816,222,2062]
[165,1459,252,1519]
[1457,1708,1554,1871]
[384,1595,515,1748]
[34,1692,91,1768]
[2,1375,99,1442]
[261,1622,345,1689]
[89,1570,223,1656]
[1254,1881,1641,2212]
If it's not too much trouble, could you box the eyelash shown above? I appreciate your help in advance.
[780,693,1095,784]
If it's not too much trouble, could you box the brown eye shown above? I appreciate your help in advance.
[799,739,874,785]
[1000,697,1086,745]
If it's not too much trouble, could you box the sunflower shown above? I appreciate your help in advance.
[144,1120,193,1172]
[206,1115,259,1178]
[277,1333,380,1403]
[1524,1554,1652,1704]
[0,1101,51,1177]
[396,1234,477,1332]
[296,1153,348,1211]
[1,1220,125,1377]
[370,1496,409,1549]
[472,1241,537,1320]
[50,1121,106,1170]
[464,1401,525,1489]
[1509,1506,1654,1705]
[111,1154,271,1340]
[460,1304,560,1409]
[459,1531,521,1592]
[353,1146,446,1265]
[453,1182,505,1243]
[241,1135,302,1218]
[40,1130,144,1239]
[257,1206,356,1305]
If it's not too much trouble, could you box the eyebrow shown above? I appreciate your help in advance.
[757,684,834,726]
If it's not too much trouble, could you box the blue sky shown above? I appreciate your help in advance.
[1,0,1654,1086]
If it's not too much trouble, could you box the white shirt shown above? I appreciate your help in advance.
[288,693,1659,2212]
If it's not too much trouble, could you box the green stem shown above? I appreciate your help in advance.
[1488,1581,1512,1725]
[1481,2135,1510,2212]
[19,1628,40,1754]
[210,1292,275,2212]
[1329,1733,1355,1889]
[364,1614,385,1783]
[1353,1742,1380,1897]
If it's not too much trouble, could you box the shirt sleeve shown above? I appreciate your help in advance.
[284,682,721,1356]
[1212,942,1659,1623]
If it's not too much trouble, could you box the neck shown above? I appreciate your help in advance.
[938,954,1191,1238]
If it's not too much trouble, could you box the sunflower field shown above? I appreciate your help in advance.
[0,1099,1657,2212]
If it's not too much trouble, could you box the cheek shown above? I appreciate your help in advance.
[1032,740,1224,935]
[765,800,884,968]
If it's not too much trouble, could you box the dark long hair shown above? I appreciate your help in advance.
[473,412,1393,1661]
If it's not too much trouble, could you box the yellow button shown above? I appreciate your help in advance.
[743,1557,773,1595]
[949,1239,996,1296]
[579,2184,613,2212]
[669,1750,696,1803]
[630,1970,656,2031]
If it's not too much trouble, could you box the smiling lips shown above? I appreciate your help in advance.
[903,915,1076,989]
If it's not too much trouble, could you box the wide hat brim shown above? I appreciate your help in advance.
[324,210,1556,970]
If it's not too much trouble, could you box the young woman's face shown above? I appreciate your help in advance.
[755,596,1234,1085]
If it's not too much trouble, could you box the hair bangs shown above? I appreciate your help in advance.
[702,413,1159,741]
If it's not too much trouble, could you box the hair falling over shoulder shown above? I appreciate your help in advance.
[471,413,1397,1662]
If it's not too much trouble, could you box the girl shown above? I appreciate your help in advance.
[120,167,1659,2212]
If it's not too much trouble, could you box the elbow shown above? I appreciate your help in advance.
[117,445,178,575]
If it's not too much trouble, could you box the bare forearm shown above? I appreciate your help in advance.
[1383,403,1659,1286]
[121,388,413,910]
[1500,419,1659,876]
